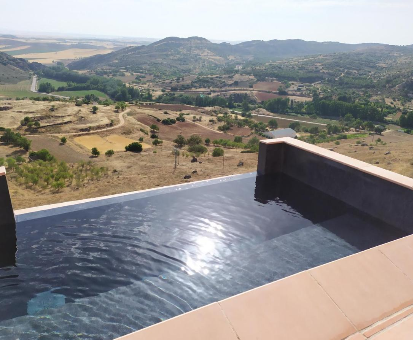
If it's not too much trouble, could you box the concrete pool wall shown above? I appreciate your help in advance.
[258,137,413,231]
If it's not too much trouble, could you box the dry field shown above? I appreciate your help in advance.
[254,92,281,102]
[319,130,413,178]
[0,100,259,209]
[144,103,205,112]
[135,114,228,141]
[5,101,413,212]
[4,139,258,209]
[74,135,151,152]
[14,48,113,65]
[0,100,119,133]
[29,135,89,163]
[253,81,282,92]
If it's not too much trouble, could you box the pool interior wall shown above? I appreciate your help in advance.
[0,171,407,340]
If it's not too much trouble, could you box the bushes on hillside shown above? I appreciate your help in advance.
[162,118,176,125]
[29,149,55,161]
[38,82,55,93]
[188,144,207,155]
[1,129,31,151]
[212,148,224,157]
[125,142,143,152]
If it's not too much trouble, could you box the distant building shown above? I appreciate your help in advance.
[263,128,297,139]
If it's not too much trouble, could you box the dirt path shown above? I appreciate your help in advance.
[30,76,37,92]
[252,113,327,126]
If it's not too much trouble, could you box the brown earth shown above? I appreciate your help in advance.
[28,135,90,163]
[142,104,205,112]
[6,141,258,210]
[253,81,282,92]
[319,130,413,178]
[255,92,281,102]
[135,114,233,141]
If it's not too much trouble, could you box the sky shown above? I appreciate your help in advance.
[1,0,412,45]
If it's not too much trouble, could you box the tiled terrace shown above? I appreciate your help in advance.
[113,234,413,340]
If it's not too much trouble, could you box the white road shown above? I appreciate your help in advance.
[30,75,37,92]
[251,113,327,126]
[30,75,70,100]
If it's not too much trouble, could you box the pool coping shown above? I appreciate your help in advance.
[14,172,257,222]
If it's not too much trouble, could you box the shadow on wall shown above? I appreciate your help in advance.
[0,223,16,268]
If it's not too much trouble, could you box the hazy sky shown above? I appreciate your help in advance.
[1,0,412,45]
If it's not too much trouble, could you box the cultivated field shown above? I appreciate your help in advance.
[0,80,38,98]
[0,100,259,209]
[74,135,151,152]
[253,81,282,92]
[14,48,113,65]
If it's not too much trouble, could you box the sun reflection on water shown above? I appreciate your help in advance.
[181,219,225,275]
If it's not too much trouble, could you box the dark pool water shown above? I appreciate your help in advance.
[0,173,407,340]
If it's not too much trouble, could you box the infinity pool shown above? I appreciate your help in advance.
[0,172,406,340]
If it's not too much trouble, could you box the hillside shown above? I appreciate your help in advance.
[68,36,394,74]
[0,52,43,84]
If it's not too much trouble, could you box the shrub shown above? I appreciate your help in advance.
[289,122,301,132]
[29,149,55,161]
[0,129,31,151]
[105,149,114,157]
[140,128,148,135]
[52,180,65,191]
[150,133,158,139]
[186,134,202,146]
[212,147,224,157]
[139,137,144,142]
[15,155,26,164]
[308,127,320,134]
[173,134,187,147]
[91,147,100,157]
[268,119,278,129]
[152,139,163,146]
[234,136,242,143]
[60,137,67,144]
[150,124,159,132]
[125,142,143,152]
[92,106,98,114]
[188,144,207,155]
[161,118,176,125]
[335,141,340,145]
[205,137,211,145]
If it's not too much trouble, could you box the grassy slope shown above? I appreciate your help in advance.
[52,90,108,98]
[38,77,67,88]
[0,80,43,98]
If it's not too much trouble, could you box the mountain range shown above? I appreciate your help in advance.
[68,36,408,74]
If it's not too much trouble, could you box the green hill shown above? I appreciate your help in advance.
[0,51,44,84]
